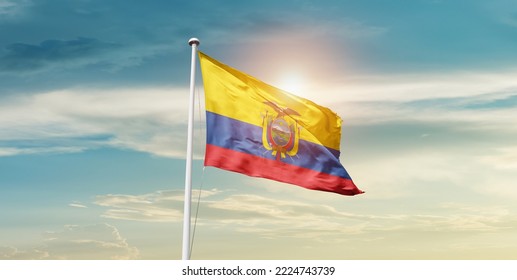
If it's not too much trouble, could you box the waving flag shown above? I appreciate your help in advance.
[199,52,363,196]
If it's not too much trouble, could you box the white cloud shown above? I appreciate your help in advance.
[328,71,517,102]
[479,146,517,170]
[0,246,48,260]
[0,146,86,156]
[351,143,517,201]
[0,223,138,260]
[94,189,220,222]
[325,71,517,127]
[0,87,202,158]
[94,189,517,243]
[1,70,516,159]
[42,224,139,260]
[68,202,88,208]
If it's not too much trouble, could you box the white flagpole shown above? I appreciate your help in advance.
[182,37,199,260]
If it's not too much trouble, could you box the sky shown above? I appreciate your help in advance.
[1,0,517,260]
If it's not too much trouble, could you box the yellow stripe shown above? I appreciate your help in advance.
[199,51,342,151]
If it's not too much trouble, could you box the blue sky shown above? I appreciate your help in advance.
[1,0,517,259]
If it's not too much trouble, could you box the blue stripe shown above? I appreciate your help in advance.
[206,111,352,180]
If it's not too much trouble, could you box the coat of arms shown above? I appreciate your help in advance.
[261,101,301,161]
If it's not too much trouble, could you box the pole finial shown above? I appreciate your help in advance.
[188,38,200,46]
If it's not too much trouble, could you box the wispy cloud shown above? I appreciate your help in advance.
[323,71,517,131]
[0,146,86,156]
[1,70,516,160]
[68,201,88,208]
[0,223,138,260]
[43,224,139,260]
[0,87,200,158]
[95,189,370,239]
[480,146,517,170]
[95,189,220,222]
[0,37,168,74]
[0,246,48,260]
[94,189,517,244]
[0,38,119,73]
[0,0,30,18]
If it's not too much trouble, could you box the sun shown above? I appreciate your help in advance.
[277,72,304,94]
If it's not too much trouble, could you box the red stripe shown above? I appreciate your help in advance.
[205,144,363,196]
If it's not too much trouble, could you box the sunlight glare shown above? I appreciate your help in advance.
[277,72,304,94]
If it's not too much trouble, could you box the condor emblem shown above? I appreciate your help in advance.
[261,101,301,160]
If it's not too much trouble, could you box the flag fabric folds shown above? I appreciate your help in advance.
[198,52,363,196]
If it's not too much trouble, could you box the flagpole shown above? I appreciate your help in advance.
[182,37,199,260]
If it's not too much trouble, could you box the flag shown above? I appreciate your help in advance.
[199,52,363,196]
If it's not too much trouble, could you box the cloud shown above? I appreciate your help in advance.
[1,69,516,160]
[203,194,517,239]
[0,146,86,156]
[0,36,171,75]
[0,0,30,18]
[480,146,517,170]
[0,246,49,259]
[0,37,120,73]
[94,190,373,241]
[0,87,199,158]
[43,224,139,260]
[349,138,517,202]
[325,70,517,102]
[94,189,220,222]
[322,71,517,132]
[68,201,88,208]
[94,189,517,243]
[0,223,138,260]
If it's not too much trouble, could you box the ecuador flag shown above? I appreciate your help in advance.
[199,52,363,196]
